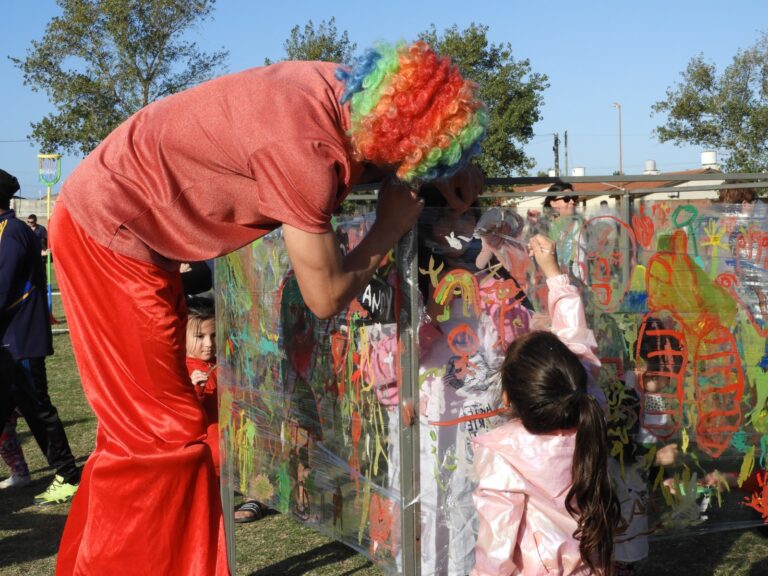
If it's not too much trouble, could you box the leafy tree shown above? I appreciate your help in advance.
[419,24,549,177]
[266,17,356,65]
[652,32,768,172]
[11,0,228,156]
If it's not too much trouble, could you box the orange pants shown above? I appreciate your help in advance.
[50,203,227,575]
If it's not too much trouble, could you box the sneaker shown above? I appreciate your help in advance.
[0,473,31,489]
[34,474,78,505]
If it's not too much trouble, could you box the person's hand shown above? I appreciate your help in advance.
[190,370,209,387]
[375,177,424,241]
[702,470,736,490]
[474,209,528,282]
[429,164,483,213]
[528,234,560,278]
[654,443,679,466]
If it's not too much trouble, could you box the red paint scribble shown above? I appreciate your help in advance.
[350,352,363,402]
[694,322,744,458]
[715,273,739,289]
[632,204,655,249]
[349,410,362,491]
[369,493,398,557]
[581,215,636,312]
[479,279,528,349]
[652,202,671,229]
[347,298,370,319]
[331,331,349,394]
[734,227,768,272]
[590,255,613,306]
[446,323,480,380]
[428,407,507,427]
[636,313,687,441]
[743,472,768,522]
[446,324,480,357]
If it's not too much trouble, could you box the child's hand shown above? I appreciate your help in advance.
[190,370,209,386]
[528,234,560,278]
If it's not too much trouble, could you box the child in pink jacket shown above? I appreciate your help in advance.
[471,235,622,576]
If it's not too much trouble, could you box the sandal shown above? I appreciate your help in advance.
[234,500,264,524]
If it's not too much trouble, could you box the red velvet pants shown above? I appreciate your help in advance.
[50,204,227,575]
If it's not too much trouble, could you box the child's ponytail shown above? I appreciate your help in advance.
[566,392,622,575]
[501,330,623,575]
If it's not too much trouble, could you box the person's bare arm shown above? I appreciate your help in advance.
[284,178,423,319]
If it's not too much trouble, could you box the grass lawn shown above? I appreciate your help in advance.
[1,288,768,574]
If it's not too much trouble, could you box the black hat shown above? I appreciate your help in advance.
[0,169,20,200]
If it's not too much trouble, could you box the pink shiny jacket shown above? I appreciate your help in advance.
[471,274,599,576]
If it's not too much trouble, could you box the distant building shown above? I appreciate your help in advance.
[509,152,724,209]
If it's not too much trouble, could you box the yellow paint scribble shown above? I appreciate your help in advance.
[738,446,756,488]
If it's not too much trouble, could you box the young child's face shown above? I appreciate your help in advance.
[187,318,216,362]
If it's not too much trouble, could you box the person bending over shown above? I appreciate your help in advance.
[50,40,487,575]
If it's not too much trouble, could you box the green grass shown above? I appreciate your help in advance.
[1,285,767,574]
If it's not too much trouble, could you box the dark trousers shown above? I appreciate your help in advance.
[0,353,79,484]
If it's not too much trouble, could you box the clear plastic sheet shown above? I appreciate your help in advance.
[216,198,768,574]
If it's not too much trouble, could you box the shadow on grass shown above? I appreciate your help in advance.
[0,508,68,568]
[248,541,372,576]
[640,528,767,576]
[14,418,93,440]
[23,454,90,480]
[0,476,61,515]
[0,454,88,515]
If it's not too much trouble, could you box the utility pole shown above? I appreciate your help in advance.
[564,130,569,177]
[553,132,560,176]
[613,102,623,175]
[37,153,61,315]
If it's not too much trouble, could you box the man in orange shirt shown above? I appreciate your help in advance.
[50,41,487,575]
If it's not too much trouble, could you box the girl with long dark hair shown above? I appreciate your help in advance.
[471,235,622,576]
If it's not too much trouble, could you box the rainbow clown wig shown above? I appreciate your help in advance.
[336,41,488,185]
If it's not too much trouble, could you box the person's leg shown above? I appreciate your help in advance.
[12,357,79,488]
[0,411,31,487]
[50,203,227,576]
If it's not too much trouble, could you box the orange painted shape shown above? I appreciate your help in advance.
[446,323,480,358]
[694,324,744,458]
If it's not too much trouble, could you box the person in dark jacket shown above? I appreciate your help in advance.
[0,168,80,503]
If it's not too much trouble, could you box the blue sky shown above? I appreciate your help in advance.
[1,0,765,198]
